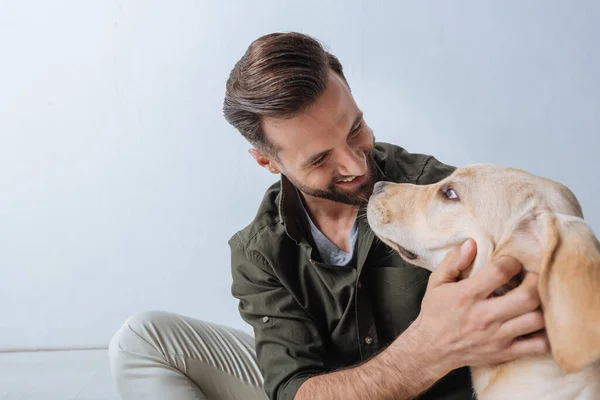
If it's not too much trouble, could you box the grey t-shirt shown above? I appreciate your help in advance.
[298,191,358,266]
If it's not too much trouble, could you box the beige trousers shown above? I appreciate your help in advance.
[108,310,268,400]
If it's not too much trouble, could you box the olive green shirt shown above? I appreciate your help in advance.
[230,142,474,400]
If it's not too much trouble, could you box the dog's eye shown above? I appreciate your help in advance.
[443,187,459,200]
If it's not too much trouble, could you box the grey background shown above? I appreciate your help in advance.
[1,0,598,349]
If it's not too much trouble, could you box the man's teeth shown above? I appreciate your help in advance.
[340,176,356,183]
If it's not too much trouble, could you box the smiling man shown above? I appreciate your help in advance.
[108,32,548,400]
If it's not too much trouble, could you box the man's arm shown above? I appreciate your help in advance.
[296,239,549,400]
[230,235,329,400]
[295,323,447,400]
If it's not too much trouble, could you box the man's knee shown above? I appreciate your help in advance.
[109,310,176,360]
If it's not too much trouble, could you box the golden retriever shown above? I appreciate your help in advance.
[366,164,600,399]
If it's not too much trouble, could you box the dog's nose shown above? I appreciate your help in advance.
[373,181,387,195]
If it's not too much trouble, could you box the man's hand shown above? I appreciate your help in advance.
[296,239,550,400]
[409,239,550,375]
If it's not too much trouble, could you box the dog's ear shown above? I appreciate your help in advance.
[538,213,600,373]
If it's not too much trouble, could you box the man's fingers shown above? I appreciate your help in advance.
[466,255,523,299]
[429,239,477,288]
[484,272,541,322]
[499,309,545,339]
[504,331,550,361]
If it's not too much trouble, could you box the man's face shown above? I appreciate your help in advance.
[260,71,378,206]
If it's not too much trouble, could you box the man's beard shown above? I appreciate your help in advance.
[286,150,381,206]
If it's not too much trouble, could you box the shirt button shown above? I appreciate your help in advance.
[364,335,373,345]
[262,316,270,323]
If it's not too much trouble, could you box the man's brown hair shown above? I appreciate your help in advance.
[223,32,347,157]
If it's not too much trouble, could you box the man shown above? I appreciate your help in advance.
[109,32,548,400]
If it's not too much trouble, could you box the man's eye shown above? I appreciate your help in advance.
[312,155,327,166]
[349,122,363,137]
[443,187,459,200]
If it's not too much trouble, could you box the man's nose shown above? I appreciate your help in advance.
[338,147,367,177]
[373,181,387,195]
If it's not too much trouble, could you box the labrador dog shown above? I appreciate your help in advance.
[366,164,600,399]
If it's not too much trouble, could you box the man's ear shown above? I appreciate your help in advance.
[248,148,281,174]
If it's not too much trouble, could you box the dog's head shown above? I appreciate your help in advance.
[367,164,600,373]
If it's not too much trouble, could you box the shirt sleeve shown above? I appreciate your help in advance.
[229,233,328,400]
[416,156,456,185]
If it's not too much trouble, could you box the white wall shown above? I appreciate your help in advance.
[1,0,598,349]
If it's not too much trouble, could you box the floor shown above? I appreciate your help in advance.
[0,349,119,400]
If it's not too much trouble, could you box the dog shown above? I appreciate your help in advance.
[366,164,600,399]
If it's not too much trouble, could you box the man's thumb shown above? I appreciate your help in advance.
[428,239,477,288]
